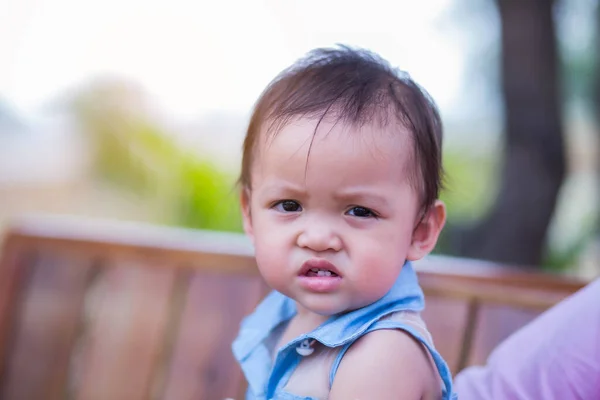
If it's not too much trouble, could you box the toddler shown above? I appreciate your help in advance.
[232,46,457,400]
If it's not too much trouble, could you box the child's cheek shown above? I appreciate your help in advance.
[354,239,404,285]
[254,245,288,291]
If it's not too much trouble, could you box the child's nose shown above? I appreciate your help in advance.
[296,223,342,252]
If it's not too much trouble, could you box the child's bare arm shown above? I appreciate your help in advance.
[329,329,440,400]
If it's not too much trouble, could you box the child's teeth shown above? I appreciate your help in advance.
[316,270,332,277]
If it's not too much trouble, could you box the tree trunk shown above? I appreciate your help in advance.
[458,0,566,267]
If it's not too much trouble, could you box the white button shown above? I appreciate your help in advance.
[296,339,315,356]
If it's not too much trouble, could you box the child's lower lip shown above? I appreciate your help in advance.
[297,276,342,292]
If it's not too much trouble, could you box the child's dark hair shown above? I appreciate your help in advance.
[240,45,444,212]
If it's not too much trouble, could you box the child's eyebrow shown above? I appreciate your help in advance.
[333,189,391,209]
[260,181,307,197]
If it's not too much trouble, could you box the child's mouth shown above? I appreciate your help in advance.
[298,260,343,292]
[300,258,342,278]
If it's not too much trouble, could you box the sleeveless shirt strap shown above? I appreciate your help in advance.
[328,321,455,400]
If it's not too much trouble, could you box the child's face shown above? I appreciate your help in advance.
[242,117,444,316]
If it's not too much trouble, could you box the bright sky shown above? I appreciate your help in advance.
[0,0,465,120]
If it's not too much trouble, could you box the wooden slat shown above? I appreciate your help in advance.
[416,256,585,293]
[72,262,176,400]
[5,216,257,276]
[419,273,575,310]
[0,251,91,400]
[466,304,541,367]
[0,236,32,378]
[421,295,470,374]
[161,271,265,400]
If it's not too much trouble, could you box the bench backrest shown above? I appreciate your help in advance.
[0,216,587,400]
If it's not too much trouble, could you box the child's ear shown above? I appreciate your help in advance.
[240,188,254,243]
[406,200,446,261]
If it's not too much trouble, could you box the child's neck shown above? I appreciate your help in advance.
[294,302,330,331]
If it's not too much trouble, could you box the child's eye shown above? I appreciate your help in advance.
[274,200,302,213]
[346,206,376,218]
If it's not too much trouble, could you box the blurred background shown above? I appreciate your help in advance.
[1,0,598,276]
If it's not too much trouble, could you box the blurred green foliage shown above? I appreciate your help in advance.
[440,149,497,224]
[73,80,242,232]
[434,149,497,257]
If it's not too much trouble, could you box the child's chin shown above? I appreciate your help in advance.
[298,301,349,317]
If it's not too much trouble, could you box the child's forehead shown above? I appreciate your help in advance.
[251,116,418,185]
[257,116,414,153]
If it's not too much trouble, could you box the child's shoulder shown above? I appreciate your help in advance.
[329,328,441,399]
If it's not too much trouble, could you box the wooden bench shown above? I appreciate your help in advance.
[0,215,588,400]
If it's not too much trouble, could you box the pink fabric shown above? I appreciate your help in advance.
[455,278,600,400]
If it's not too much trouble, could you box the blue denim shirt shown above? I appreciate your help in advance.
[232,262,457,400]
